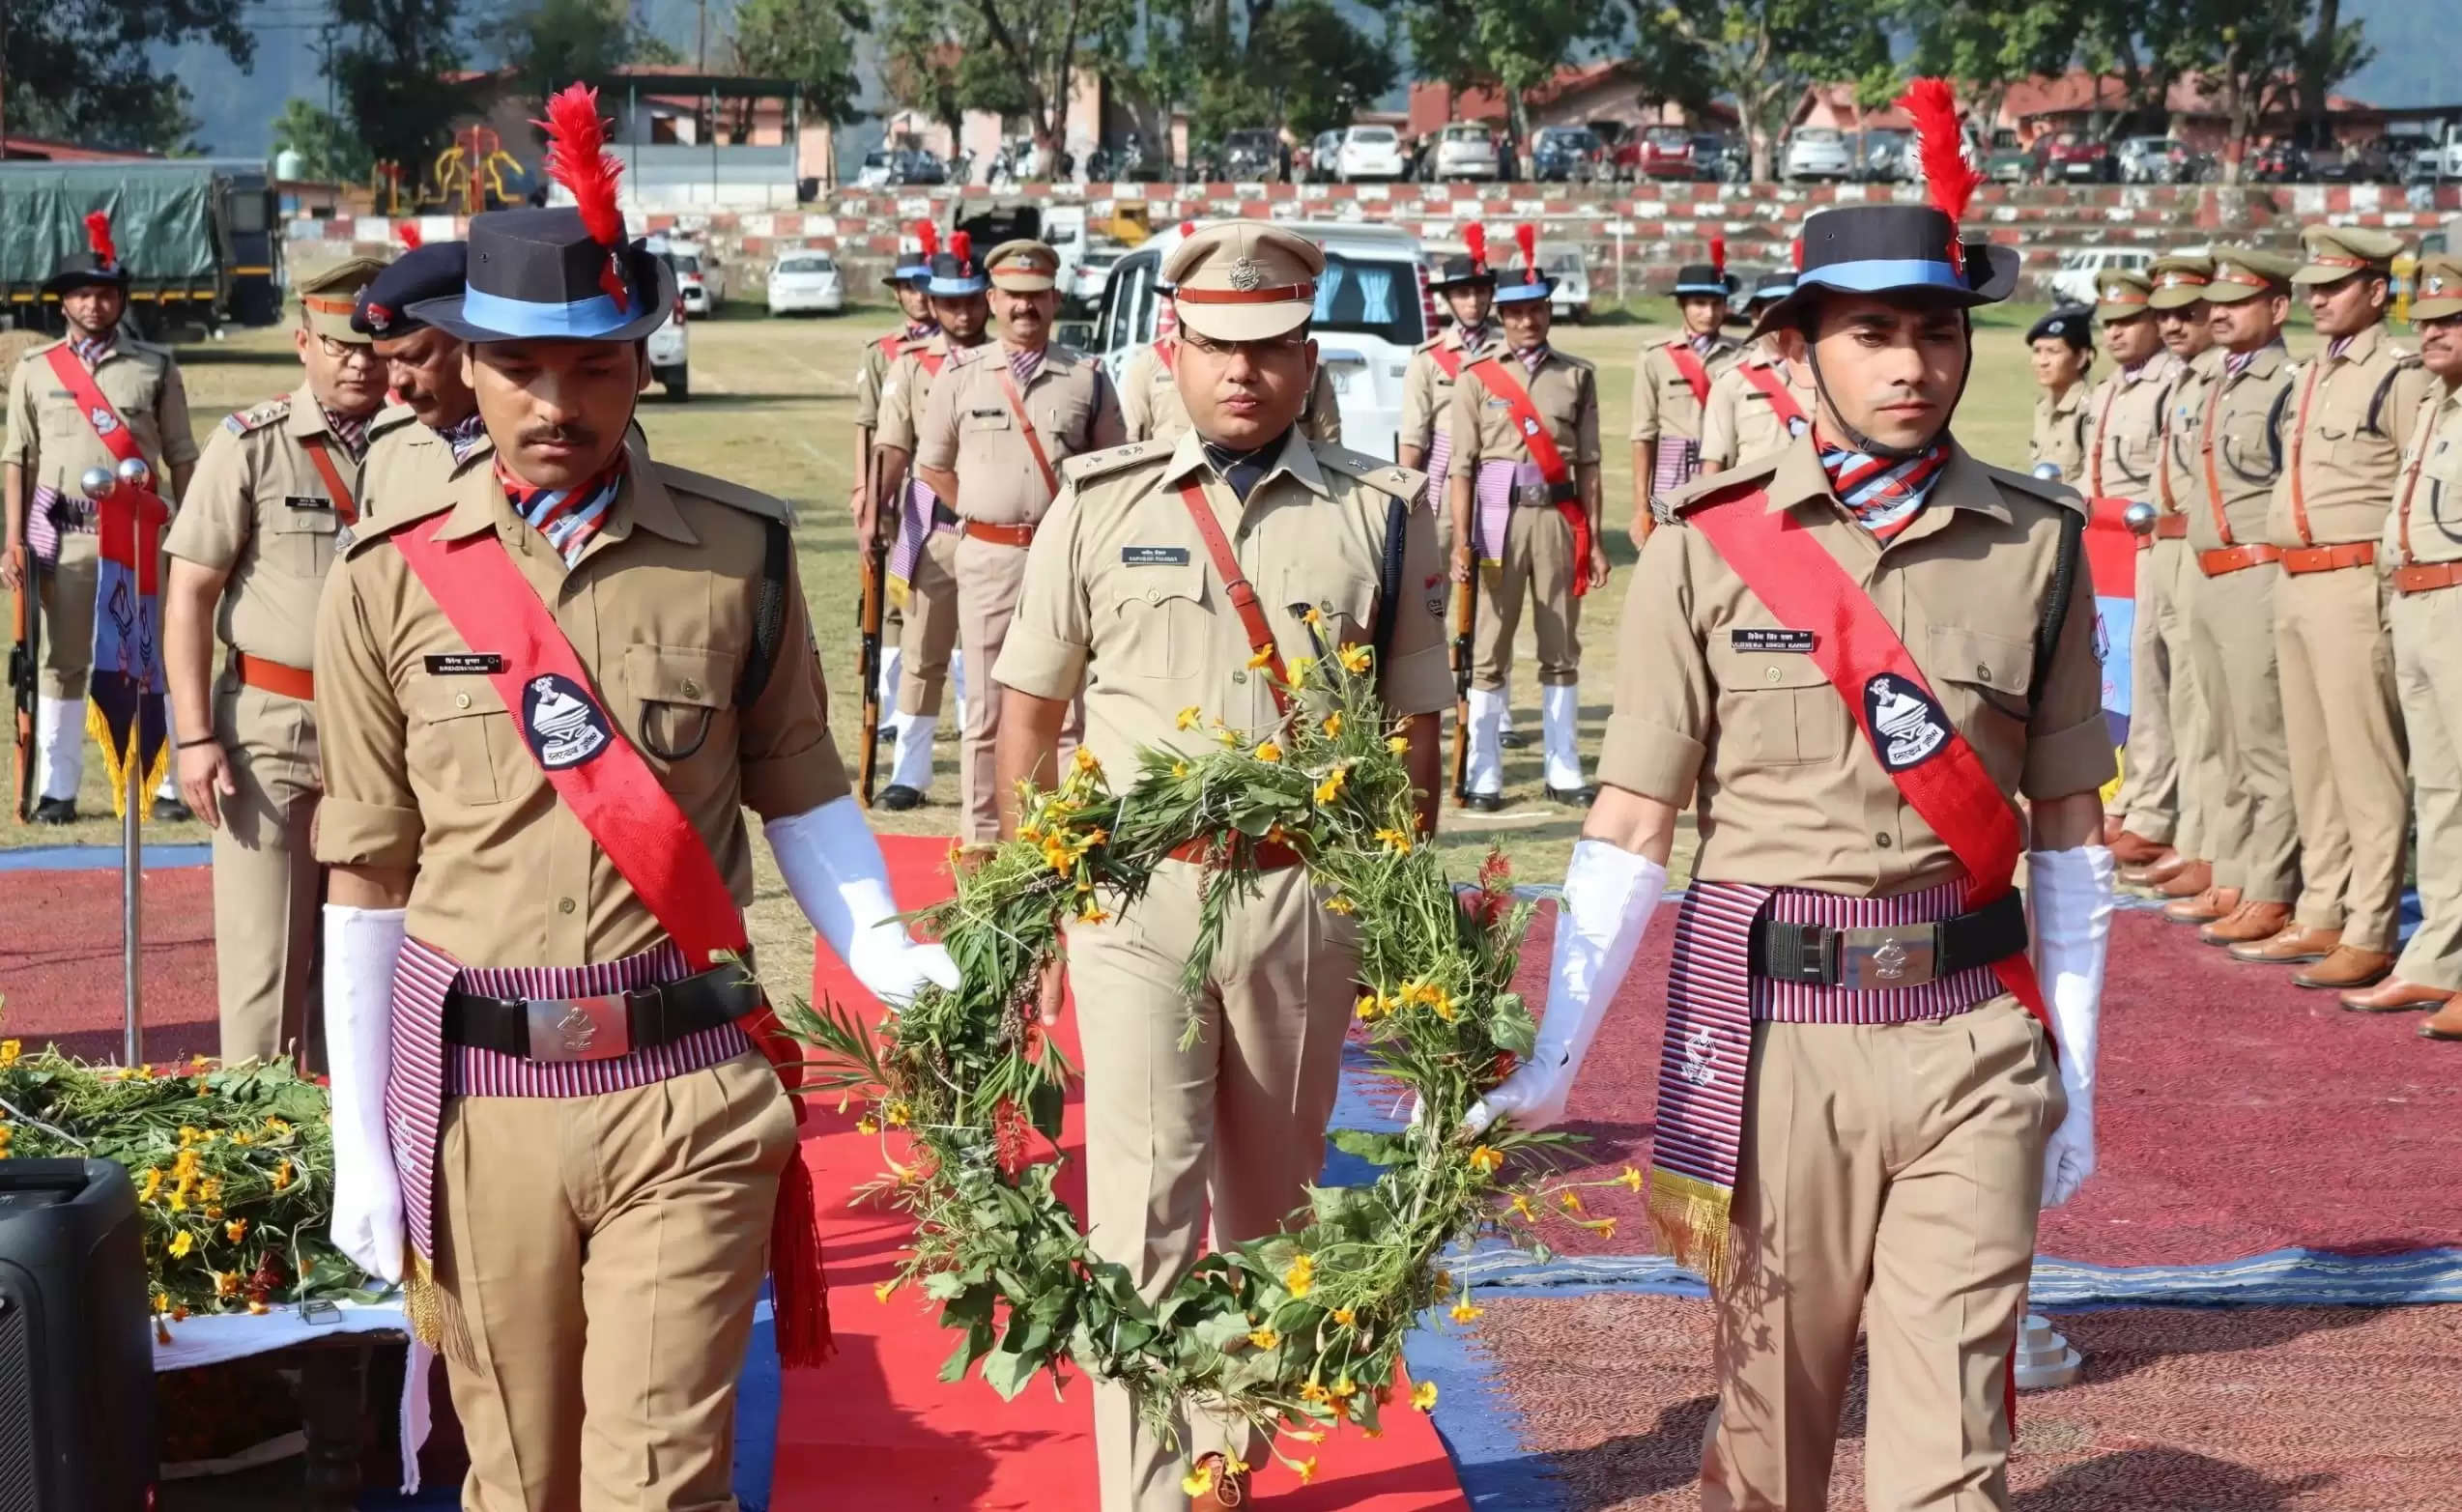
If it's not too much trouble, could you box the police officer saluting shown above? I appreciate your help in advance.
[4,210,199,822]
[1630,241,1743,541]
[160,257,386,1066]
[1477,91,2114,1507]
[2025,305,2094,480]
[1119,222,1341,446]
[1447,225,1605,810]
[1399,222,1504,509]
[914,237,1125,847]
[989,221,1448,1512]
[309,88,954,1508]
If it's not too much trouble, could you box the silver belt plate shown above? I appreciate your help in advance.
[525,993,634,1061]
[1835,926,1939,990]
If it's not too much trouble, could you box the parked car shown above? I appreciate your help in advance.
[1335,124,1409,183]
[1984,128,2033,185]
[1693,133,1743,183]
[1783,127,1854,183]
[854,150,895,188]
[2249,140,2308,183]
[1544,246,1590,323]
[1627,125,1697,183]
[894,149,946,185]
[2117,135,2190,184]
[1531,126,1606,183]
[2039,131,2115,184]
[1307,129,1344,183]
[641,237,692,399]
[764,250,843,317]
[1429,122,1502,182]
[1071,238,1127,311]
[2311,136,2399,185]
[1858,128,1914,183]
[1222,128,1286,183]
[666,241,726,316]
[2048,246,2155,308]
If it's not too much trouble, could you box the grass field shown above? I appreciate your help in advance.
[6,299,2306,992]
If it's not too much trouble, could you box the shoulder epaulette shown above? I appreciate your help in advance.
[1059,439,1168,485]
[367,402,420,441]
[1317,446,1425,501]
[222,395,291,436]
[16,337,66,361]
[942,342,991,370]
[1414,334,1446,355]
[1976,459,2087,514]
[1667,459,1782,517]
[340,495,455,558]
[653,462,792,523]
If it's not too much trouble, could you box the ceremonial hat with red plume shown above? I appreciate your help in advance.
[1749,78,2018,339]
[1492,224,1555,304]
[1430,222,1498,291]
[926,230,987,297]
[889,219,938,286]
[407,82,674,343]
[1673,237,1736,299]
[45,209,133,295]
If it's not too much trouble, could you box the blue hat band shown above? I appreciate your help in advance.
[894,261,930,279]
[459,284,637,339]
[1494,279,1552,302]
[1797,258,1968,297]
[1674,279,1730,296]
[928,274,988,298]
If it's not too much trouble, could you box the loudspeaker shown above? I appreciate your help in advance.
[0,1159,156,1512]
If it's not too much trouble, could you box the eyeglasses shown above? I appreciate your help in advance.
[315,335,380,365]
[1180,330,1312,359]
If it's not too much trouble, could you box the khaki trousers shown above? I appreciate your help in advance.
[35,529,99,698]
[1473,505,1581,690]
[2116,538,2207,854]
[2276,565,2409,949]
[1703,1001,2060,1512]
[897,528,961,719]
[954,532,1079,844]
[2392,584,2462,989]
[1067,864,1360,1512]
[434,1049,796,1512]
[2185,563,2299,903]
[212,676,324,1067]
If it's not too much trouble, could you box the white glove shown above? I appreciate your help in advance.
[1465,840,1666,1134]
[2029,844,2114,1209]
[766,795,959,1008]
[323,904,408,1284]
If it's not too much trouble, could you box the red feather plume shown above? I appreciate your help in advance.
[1514,223,1537,278]
[917,220,939,258]
[950,230,973,271]
[1896,77,1981,229]
[83,210,116,267]
[398,222,423,250]
[1464,221,1487,271]
[1709,236,1727,276]
[536,82,630,310]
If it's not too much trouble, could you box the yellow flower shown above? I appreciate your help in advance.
[1302,606,1325,627]
[1323,895,1357,916]
[1245,647,1274,670]
[1362,1425,1384,1441]
[1182,1465,1215,1498]
[225,1219,248,1243]
[1510,1194,1537,1221]
[1449,1299,1486,1323]
[0,1039,19,1069]
[1313,767,1348,805]
[1331,1308,1356,1327]
[1293,1456,1319,1485]
[1177,706,1202,731]
[215,1270,242,1298]
[1617,1166,1645,1193]
[1077,903,1112,925]
[1283,1253,1315,1298]
[1299,1381,1331,1405]
[227,1129,252,1145]
[263,1117,292,1135]
[884,1101,911,1128]
[1354,991,1391,1023]
[1467,1146,1503,1176]
[152,1290,169,1315]
[199,1177,223,1201]
[1288,1428,1326,1443]
[1413,1381,1440,1412]
[1560,1191,1585,1214]
[1254,740,1282,763]
[1387,734,1410,756]
[1246,1327,1279,1350]
[167,1232,194,1258]
[0,1128,12,1158]
[1171,761,1190,780]
[1374,827,1415,854]
[246,1299,270,1316]
[1288,655,1317,682]
[272,1160,293,1191]
[1322,711,1344,738]
[1017,823,1043,843]
[204,1205,224,1220]
[1217,727,1240,747]
[1591,1216,1620,1240]
[1330,1376,1358,1402]
[1338,644,1372,673]
[873,1281,899,1304]
[856,1115,881,1136]
[170,1304,188,1323]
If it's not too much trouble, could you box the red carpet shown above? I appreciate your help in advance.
[779,836,1468,1511]
[0,864,219,1064]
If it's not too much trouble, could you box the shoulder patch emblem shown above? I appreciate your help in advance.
[226,397,291,436]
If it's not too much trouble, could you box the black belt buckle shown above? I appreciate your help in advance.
[930,500,959,527]
[524,993,634,1061]
[1546,478,1579,505]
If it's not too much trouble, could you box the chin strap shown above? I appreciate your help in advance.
[1800,308,1975,461]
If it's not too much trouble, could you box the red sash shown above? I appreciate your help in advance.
[301,437,359,525]
[1739,361,1810,431]
[44,346,146,472]
[1686,489,2055,1043]
[1176,480,1292,716]
[873,331,904,357]
[918,350,947,379]
[1155,338,1177,375]
[1429,342,1469,381]
[1465,354,1593,597]
[1664,340,1713,407]
[994,363,1061,500]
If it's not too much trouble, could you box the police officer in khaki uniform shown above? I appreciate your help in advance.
[2026,305,2094,479]
[1448,235,1605,811]
[914,238,1125,845]
[1117,227,1341,445]
[865,238,994,810]
[989,220,1448,1512]
[1698,282,1818,472]
[2177,247,2304,951]
[355,241,489,485]
[1630,247,1744,542]
[851,230,940,518]
[3,212,200,822]
[2082,270,2193,879]
[1400,229,1504,509]
[1484,185,2114,1512]
[2230,225,2434,988]
[310,146,954,1511]
[161,258,388,1066]
[2358,258,2462,1027]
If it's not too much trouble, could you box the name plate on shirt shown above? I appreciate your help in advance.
[284,495,334,513]
[1730,628,1817,654]
[425,653,507,675]
[1122,545,1190,567]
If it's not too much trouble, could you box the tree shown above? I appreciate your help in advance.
[2154,0,2315,183]
[875,0,1126,157]
[1622,0,1891,183]
[730,0,870,127]
[485,0,675,127]
[1897,0,2087,143]
[272,98,374,184]
[1252,0,1395,141]
[1391,0,1609,145]
[329,0,475,192]
[0,0,252,153]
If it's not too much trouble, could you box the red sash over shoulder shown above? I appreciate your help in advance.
[1464,354,1593,596]
[44,346,146,470]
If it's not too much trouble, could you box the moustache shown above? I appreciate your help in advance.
[521,424,598,450]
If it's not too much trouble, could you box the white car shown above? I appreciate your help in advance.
[1073,241,1126,310]
[667,241,726,315]
[642,239,691,400]
[1335,125,1408,183]
[2048,246,2156,308]
[1309,129,1343,183]
[1430,123,1501,182]
[765,251,844,317]
[1784,127,1854,183]
[1544,247,1590,323]
[855,151,895,188]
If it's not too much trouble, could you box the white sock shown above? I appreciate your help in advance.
[36,695,82,802]
[889,710,938,791]
[1542,683,1585,790]
[878,643,903,707]
[156,697,180,799]
[950,648,969,733]
[1466,686,1505,796]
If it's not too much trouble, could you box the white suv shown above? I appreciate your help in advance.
[2049,246,2156,307]
[1336,125,1408,183]
[1430,123,1501,182]
[1784,128,1854,183]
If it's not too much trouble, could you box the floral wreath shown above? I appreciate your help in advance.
[794,644,1640,1488]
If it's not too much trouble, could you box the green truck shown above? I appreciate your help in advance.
[0,159,281,336]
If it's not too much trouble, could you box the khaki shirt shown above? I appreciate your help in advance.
[1600,436,2114,895]
[1447,348,1602,474]
[1629,332,1744,443]
[2080,353,2179,502]
[853,329,929,433]
[992,429,1449,774]
[2161,347,2224,524]
[875,332,972,455]
[2387,382,2462,566]
[2268,322,2436,547]
[358,405,494,528]
[312,447,847,968]
[2185,343,2296,553]
[1399,324,1504,454]
[2029,383,2090,483]
[3,337,198,494]
[913,342,1126,526]
[1117,341,1341,446]
[1700,347,1817,471]
[163,387,369,671]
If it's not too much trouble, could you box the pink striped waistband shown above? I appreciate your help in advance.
[1745,877,2007,1025]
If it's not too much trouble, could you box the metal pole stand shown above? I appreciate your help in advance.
[2014,1312,2081,1390]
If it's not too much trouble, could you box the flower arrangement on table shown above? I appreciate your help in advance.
[790,642,1640,1483]
[0,1039,367,1326]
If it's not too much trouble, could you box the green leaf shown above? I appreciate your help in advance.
[981,1342,1041,1401]
[939,1319,996,1384]
[1488,993,1538,1058]
[1328,1129,1410,1166]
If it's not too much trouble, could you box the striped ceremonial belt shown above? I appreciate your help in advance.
[1472,458,1536,565]
[1752,876,2006,1022]
[24,485,95,562]
[1650,436,1702,514]
[1424,425,1453,516]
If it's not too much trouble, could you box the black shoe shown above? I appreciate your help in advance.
[152,795,193,823]
[1461,791,1503,813]
[29,796,77,825]
[1499,729,1535,750]
[1546,784,1598,807]
[875,785,926,812]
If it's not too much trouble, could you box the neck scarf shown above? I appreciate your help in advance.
[905,319,938,341]
[2325,333,2356,363]
[1006,344,1045,387]
[436,412,489,462]
[1689,331,1719,356]
[1818,435,1950,542]
[68,331,116,369]
[1201,430,1293,505]
[323,406,372,462]
[1457,322,1488,350]
[1518,344,1550,375]
[498,454,626,567]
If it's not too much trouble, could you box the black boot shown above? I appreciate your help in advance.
[152,794,194,823]
[875,785,926,812]
[30,796,77,825]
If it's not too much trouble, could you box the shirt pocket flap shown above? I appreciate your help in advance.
[1710,642,1832,691]
[273,502,342,534]
[624,644,738,709]
[1277,567,1378,637]
[408,674,510,723]
[1931,626,2035,703]
[1107,559,1208,615]
[962,405,1016,431]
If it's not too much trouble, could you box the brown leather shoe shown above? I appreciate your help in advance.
[2124,850,2190,888]
[2198,899,2293,945]
[2292,946,2393,990]
[2107,829,2170,868]
[2337,977,2455,1013]
[2419,999,2462,1041]
[2227,924,2342,964]
[2158,864,2219,901]
[1188,1453,1252,1509]
[2162,883,2238,924]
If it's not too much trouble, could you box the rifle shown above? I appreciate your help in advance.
[855,513,888,808]
[10,543,40,823]
[1449,512,1479,806]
